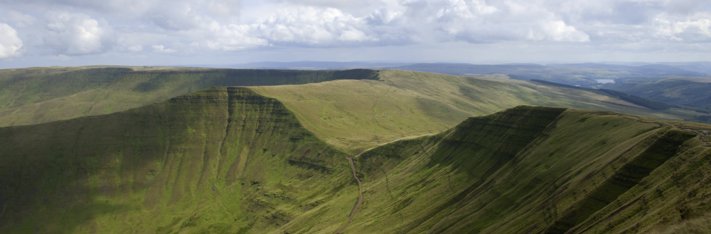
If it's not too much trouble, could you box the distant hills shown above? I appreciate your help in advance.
[0,67,377,127]
[397,63,709,88]
[228,61,711,87]
[231,61,711,115]
[1,67,707,150]
[604,78,711,113]
[254,70,709,152]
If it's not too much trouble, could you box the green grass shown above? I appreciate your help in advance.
[0,67,698,153]
[286,107,710,234]
[0,67,378,127]
[547,129,696,233]
[0,67,699,153]
[1,87,710,233]
[0,87,354,233]
[2,68,711,233]
[253,70,692,153]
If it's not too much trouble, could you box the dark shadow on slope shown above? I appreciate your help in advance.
[0,87,348,233]
[545,129,696,234]
[428,106,566,177]
[395,106,566,232]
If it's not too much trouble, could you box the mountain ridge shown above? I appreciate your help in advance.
[1,75,711,233]
[0,67,379,127]
[320,106,710,233]
[0,87,354,233]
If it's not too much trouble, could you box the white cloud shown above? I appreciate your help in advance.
[190,6,375,51]
[534,20,590,42]
[203,23,268,50]
[0,0,709,63]
[435,0,498,20]
[45,13,110,55]
[151,44,176,53]
[0,23,23,58]
[655,14,711,42]
[366,8,402,25]
[393,0,589,43]
[250,6,374,45]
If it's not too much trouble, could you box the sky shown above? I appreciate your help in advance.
[0,0,710,68]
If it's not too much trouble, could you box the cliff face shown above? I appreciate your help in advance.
[0,87,351,233]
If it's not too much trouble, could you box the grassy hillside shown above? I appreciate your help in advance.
[0,67,377,127]
[279,106,711,233]
[2,67,705,153]
[0,87,355,233]
[1,86,710,233]
[253,70,702,152]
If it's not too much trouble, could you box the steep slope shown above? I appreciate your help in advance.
[0,87,354,233]
[0,67,377,127]
[275,106,711,233]
[2,97,710,233]
[253,70,700,152]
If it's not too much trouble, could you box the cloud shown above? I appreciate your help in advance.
[0,0,709,63]
[172,5,377,52]
[655,14,711,42]
[45,13,110,55]
[250,6,374,45]
[388,0,590,43]
[533,20,590,42]
[151,44,176,53]
[203,23,268,51]
[0,23,23,58]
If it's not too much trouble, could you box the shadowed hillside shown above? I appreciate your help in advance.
[0,87,354,233]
